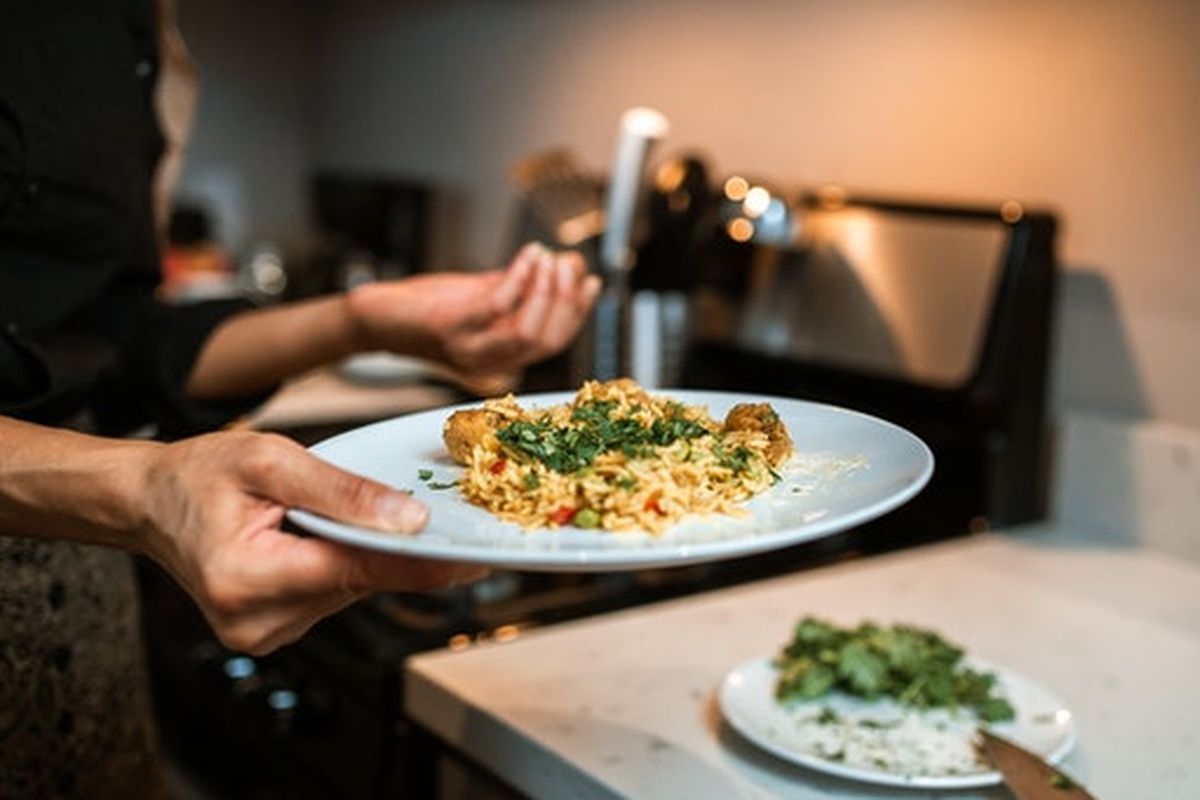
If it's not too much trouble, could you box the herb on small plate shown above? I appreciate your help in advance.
[417,468,434,482]
[775,617,1015,723]
[816,706,840,725]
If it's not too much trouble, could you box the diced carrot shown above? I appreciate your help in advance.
[644,491,663,514]
[550,505,576,525]
[489,458,508,474]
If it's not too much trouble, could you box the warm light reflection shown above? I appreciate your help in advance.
[448,633,472,651]
[723,175,749,201]
[556,208,605,245]
[817,184,847,210]
[743,186,770,218]
[1000,200,1024,223]
[655,160,686,192]
[726,217,754,242]
[493,624,521,643]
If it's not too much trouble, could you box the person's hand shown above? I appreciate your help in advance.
[346,242,602,375]
[136,430,486,655]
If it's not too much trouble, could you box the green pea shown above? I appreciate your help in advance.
[573,508,601,528]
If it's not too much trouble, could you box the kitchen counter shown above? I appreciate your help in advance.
[406,524,1200,799]
[241,366,458,431]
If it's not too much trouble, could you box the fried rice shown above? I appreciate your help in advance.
[444,379,790,533]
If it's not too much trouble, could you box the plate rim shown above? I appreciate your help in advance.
[286,389,935,571]
[717,654,1077,789]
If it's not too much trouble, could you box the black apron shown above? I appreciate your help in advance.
[0,4,259,797]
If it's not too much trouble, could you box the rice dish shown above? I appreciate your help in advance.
[441,379,792,533]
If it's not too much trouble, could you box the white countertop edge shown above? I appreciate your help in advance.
[407,662,622,800]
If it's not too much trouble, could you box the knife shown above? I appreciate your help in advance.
[978,729,1098,800]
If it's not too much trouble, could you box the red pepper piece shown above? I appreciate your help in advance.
[549,505,576,525]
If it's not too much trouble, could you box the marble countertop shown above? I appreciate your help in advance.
[406,526,1200,799]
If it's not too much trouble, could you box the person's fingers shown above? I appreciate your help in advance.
[533,253,594,353]
[238,436,429,534]
[514,247,556,342]
[581,274,603,308]
[491,242,542,315]
[353,550,490,593]
[211,551,490,656]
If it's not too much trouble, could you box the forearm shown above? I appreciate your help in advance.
[0,416,158,549]
[184,293,371,400]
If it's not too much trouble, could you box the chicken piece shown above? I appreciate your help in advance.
[723,402,793,467]
[443,409,499,464]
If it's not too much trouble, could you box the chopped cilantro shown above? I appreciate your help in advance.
[522,471,540,490]
[427,480,458,491]
[616,476,638,491]
[1049,772,1076,790]
[496,400,710,474]
[774,617,1015,722]
[716,443,755,474]
[816,706,840,725]
[417,468,434,481]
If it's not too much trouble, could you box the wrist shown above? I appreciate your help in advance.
[112,440,168,555]
[345,280,440,359]
[338,286,374,352]
[0,418,164,553]
[343,284,380,352]
[79,438,165,554]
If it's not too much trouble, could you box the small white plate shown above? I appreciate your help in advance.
[338,352,434,384]
[718,655,1076,789]
[287,390,933,572]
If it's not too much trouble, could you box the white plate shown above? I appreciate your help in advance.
[287,390,933,572]
[718,655,1076,789]
[338,352,435,384]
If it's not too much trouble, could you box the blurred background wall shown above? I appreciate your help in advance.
[177,0,1200,430]
[176,0,316,253]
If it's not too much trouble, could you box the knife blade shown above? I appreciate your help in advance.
[978,729,1098,800]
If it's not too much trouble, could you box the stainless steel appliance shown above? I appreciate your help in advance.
[680,189,1059,536]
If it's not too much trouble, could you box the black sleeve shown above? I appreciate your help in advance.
[0,322,57,419]
[89,297,278,440]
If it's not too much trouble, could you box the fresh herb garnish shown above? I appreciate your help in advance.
[715,443,755,474]
[616,476,638,491]
[418,468,455,490]
[774,617,1015,722]
[522,471,540,490]
[1049,772,1076,790]
[496,401,710,474]
[816,706,840,725]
